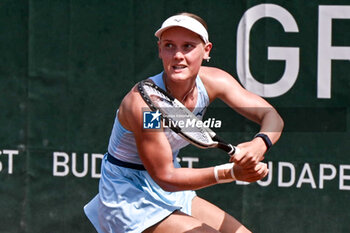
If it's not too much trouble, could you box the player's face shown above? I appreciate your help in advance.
[158,27,211,82]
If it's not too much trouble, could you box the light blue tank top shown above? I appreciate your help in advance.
[107,72,210,165]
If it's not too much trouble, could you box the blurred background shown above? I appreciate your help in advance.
[0,0,349,232]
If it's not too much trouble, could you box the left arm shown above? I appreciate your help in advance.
[199,66,284,167]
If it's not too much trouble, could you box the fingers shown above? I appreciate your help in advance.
[233,162,269,182]
[246,162,269,180]
[230,147,263,168]
[240,163,268,180]
[229,140,267,168]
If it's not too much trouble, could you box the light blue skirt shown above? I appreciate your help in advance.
[84,154,196,233]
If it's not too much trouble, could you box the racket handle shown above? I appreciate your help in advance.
[213,135,237,156]
[218,143,236,156]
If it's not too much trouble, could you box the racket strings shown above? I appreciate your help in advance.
[142,82,214,146]
[157,98,212,143]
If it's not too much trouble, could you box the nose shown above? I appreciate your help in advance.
[173,50,185,60]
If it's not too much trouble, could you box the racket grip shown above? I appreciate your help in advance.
[218,143,236,155]
[213,135,237,156]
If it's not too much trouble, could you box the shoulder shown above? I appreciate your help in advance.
[118,84,148,132]
[199,66,244,101]
[199,66,228,76]
[199,66,273,109]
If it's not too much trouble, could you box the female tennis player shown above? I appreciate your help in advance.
[85,12,283,233]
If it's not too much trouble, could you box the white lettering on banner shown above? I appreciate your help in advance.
[317,6,350,98]
[53,152,104,178]
[236,4,299,97]
[72,153,88,177]
[176,157,200,168]
[53,152,70,176]
[180,157,199,168]
[1,149,350,191]
[52,153,199,178]
[296,163,317,189]
[0,150,19,174]
[319,164,337,189]
[339,165,350,190]
[236,162,350,191]
[237,4,350,99]
[278,162,295,187]
[91,153,104,178]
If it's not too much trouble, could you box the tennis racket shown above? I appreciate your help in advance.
[137,79,239,156]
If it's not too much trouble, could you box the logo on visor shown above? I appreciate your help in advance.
[143,110,161,129]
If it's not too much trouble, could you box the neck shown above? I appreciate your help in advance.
[163,74,196,103]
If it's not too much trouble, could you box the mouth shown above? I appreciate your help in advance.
[172,65,187,71]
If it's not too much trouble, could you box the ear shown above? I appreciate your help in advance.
[203,42,213,60]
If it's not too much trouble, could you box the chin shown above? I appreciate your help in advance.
[167,71,195,82]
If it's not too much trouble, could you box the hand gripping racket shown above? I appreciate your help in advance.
[137,79,239,156]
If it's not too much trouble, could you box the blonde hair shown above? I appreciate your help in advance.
[177,12,208,31]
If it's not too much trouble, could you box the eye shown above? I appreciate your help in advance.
[164,43,174,48]
[184,44,194,49]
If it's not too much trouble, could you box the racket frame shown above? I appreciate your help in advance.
[137,79,236,155]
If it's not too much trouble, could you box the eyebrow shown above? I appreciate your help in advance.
[161,39,174,43]
[161,39,199,44]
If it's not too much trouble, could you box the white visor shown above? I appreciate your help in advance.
[155,15,209,43]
